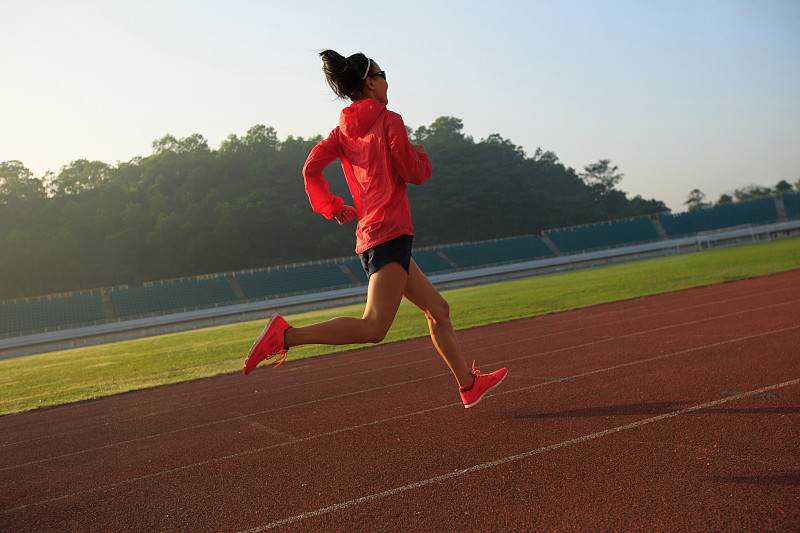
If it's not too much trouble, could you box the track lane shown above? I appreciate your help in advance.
[1,270,798,532]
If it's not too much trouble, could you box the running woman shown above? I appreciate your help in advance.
[243,50,506,408]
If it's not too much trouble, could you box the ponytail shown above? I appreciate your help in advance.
[319,50,372,101]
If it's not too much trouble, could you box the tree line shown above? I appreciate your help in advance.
[1,116,668,300]
[684,179,800,212]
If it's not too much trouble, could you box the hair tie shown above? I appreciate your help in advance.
[362,58,371,79]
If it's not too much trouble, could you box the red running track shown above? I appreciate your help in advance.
[1,270,799,532]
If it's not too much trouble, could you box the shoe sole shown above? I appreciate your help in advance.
[243,314,280,375]
[464,370,507,408]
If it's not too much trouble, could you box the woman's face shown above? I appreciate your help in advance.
[364,62,388,104]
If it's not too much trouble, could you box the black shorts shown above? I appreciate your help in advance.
[359,235,413,278]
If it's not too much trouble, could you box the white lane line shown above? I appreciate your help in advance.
[5,286,796,448]
[239,378,800,532]
[3,324,797,514]
[0,401,456,514]
[4,316,798,475]
[6,281,795,443]
[496,323,800,400]
[0,374,449,472]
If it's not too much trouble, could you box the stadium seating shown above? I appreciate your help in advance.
[342,258,370,283]
[1,292,106,337]
[235,263,356,300]
[4,194,796,340]
[658,197,778,238]
[111,277,239,319]
[439,235,554,268]
[412,249,455,274]
[783,192,800,220]
[545,218,661,254]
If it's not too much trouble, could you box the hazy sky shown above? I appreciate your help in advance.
[2,0,798,212]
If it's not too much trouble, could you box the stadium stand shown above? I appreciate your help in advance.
[439,234,554,268]
[344,257,369,283]
[111,277,240,319]
[1,292,106,337]
[234,263,356,300]
[783,192,800,220]
[411,249,455,274]
[4,194,798,341]
[342,258,370,283]
[544,217,661,254]
[658,197,778,238]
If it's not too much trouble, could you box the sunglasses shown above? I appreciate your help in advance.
[369,70,386,80]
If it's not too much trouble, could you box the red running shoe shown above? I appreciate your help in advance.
[459,363,508,408]
[243,314,293,375]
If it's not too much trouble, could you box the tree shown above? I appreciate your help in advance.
[578,159,628,219]
[775,180,792,195]
[0,160,45,203]
[531,147,560,165]
[219,125,280,155]
[51,159,110,196]
[152,133,181,154]
[0,117,673,299]
[627,195,668,215]
[579,159,623,197]
[685,189,711,211]
[152,133,209,154]
[733,185,772,202]
[412,116,470,147]
[716,193,733,205]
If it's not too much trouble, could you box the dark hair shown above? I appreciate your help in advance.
[319,50,373,101]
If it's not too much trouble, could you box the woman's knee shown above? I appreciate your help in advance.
[365,326,389,344]
[425,297,451,324]
[361,318,392,344]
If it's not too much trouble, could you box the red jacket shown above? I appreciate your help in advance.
[303,99,432,254]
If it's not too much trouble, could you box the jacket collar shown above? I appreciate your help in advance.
[339,99,386,138]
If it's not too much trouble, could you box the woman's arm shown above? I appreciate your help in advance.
[302,132,345,219]
[385,113,432,185]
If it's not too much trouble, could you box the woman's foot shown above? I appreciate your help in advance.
[459,366,508,408]
[243,314,293,374]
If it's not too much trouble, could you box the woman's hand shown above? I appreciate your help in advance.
[334,205,357,225]
[412,144,426,154]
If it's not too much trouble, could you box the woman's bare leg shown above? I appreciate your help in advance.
[284,262,408,347]
[403,259,473,388]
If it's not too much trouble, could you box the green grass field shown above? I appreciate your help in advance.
[1,237,798,416]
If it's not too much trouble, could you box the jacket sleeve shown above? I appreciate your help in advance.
[385,113,432,185]
[302,131,345,220]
